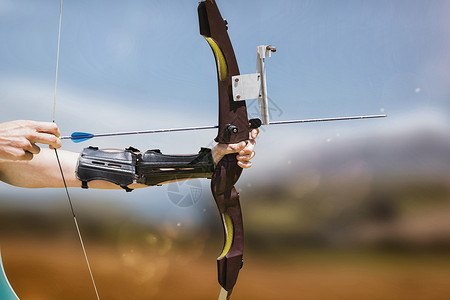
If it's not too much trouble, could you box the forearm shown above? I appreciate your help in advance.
[0,134,258,190]
[0,148,77,188]
[0,148,121,189]
[0,147,209,190]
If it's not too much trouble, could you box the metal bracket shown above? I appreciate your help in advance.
[232,45,276,125]
[232,73,261,102]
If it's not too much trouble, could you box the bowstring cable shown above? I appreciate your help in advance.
[52,1,100,299]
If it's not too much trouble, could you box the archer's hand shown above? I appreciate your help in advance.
[211,128,259,169]
[0,120,62,161]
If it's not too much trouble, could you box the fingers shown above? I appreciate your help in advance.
[236,140,255,168]
[0,120,62,161]
[14,121,62,150]
[32,121,61,137]
[17,150,34,161]
[210,128,259,167]
[250,128,259,139]
[239,138,256,155]
[24,142,41,155]
[2,144,36,161]
[236,152,255,169]
[237,160,252,169]
[29,132,62,149]
[233,129,258,168]
[233,132,257,168]
[27,121,62,149]
[237,148,255,160]
[225,141,247,154]
[9,150,34,161]
[10,139,41,161]
[216,129,259,156]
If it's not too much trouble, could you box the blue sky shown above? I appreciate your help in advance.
[1,0,450,218]
[2,0,448,123]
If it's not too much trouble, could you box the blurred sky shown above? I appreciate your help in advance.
[1,0,450,219]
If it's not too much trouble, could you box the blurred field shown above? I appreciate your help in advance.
[2,175,450,299]
[2,122,450,299]
[1,237,450,300]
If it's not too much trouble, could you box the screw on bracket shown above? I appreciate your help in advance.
[266,45,277,52]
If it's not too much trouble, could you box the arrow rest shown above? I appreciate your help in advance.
[249,118,263,129]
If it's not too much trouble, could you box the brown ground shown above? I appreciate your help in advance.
[2,238,450,300]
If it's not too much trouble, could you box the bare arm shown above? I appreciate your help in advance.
[0,128,259,189]
[0,148,83,188]
[0,148,141,189]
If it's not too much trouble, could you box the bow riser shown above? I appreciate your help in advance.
[199,0,248,295]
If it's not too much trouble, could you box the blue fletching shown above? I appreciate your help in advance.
[70,132,94,143]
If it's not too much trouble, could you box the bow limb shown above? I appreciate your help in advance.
[198,0,249,144]
[211,156,244,293]
[198,0,249,296]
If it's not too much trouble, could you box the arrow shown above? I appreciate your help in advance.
[60,114,387,143]
[61,125,220,143]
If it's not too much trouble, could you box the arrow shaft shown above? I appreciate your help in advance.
[60,125,219,140]
[61,114,386,141]
[268,114,387,125]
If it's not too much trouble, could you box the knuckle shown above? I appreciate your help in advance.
[49,135,59,144]
[229,145,239,152]
[23,120,36,129]
[23,129,37,139]
[11,139,28,148]
[14,150,32,161]
[27,132,37,140]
